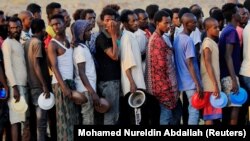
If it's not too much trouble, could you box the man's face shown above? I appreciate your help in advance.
[186,17,197,32]
[239,7,248,25]
[126,14,138,32]
[8,21,22,39]
[158,16,171,33]
[23,13,33,29]
[34,11,42,19]
[84,25,93,41]
[51,18,65,35]
[172,13,180,27]
[234,7,242,23]
[0,14,6,25]
[85,12,96,28]
[138,12,149,30]
[103,15,115,29]
[62,11,71,28]
[52,8,62,16]
[208,20,220,37]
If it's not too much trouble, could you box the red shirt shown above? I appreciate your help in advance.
[146,32,178,109]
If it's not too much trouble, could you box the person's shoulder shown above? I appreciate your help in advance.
[2,38,11,47]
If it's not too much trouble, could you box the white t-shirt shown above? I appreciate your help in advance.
[200,37,221,91]
[73,43,96,92]
[134,28,148,74]
[120,29,146,95]
[240,21,250,77]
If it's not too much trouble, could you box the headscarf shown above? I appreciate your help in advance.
[73,20,92,46]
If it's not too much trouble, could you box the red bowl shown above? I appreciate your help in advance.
[191,92,209,109]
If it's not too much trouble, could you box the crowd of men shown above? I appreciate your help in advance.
[0,0,250,140]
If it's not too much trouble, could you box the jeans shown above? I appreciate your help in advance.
[98,80,120,125]
[185,89,200,125]
[30,88,48,141]
[81,92,94,125]
[160,100,182,125]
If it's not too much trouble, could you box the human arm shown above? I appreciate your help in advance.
[186,58,203,98]
[47,41,71,98]
[225,43,238,93]
[2,41,20,102]
[0,64,9,100]
[32,41,50,98]
[77,62,99,106]
[203,48,220,98]
[104,21,119,60]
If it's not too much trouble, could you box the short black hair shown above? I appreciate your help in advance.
[172,8,180,14]
[203,17,216,30]
[191,8,202,20]
[209,7,220,16]
[0,10,4,15]
[73,9,84,21]
[26,3,41,14]
[120,9,134,23]
[100,8,117,21]
[46,2,61,17]
[8,16,22,28]
[49,14,64,22]
[210,9,224,22]
[80,9,95,19]
[189,4,200,10]
[134,8,146,16]
[31,19,45,34]
[178,7,191,19]
[104,4,120,12]
[244,0,250,12]
[146,4,159,20]
[154,10,170,24]
[161,8,173,19]
[222,3,237,22]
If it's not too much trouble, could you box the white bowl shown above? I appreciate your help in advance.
[38,92,55,110]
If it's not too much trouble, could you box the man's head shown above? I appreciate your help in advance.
[146,4,159,22]
[154,10,171,34]
[30,19,46,39]
[182,13,197,32]
[73,20,93,44]
[222,3,241,23]
[46,2,62,21]
[49,14,65,35]
[8,16,22,40]
[172,8,180,27]
[178,7,191,24]
[134,8,149,30]
[209,7,220,16]
[204,17,220,38]
[18,11,33,30]
[0,10,6,26]
[237,3,249,27]
[191,8,203,30]
[120,10,138,32]
[26,3,41,19]
[80,9,96,28]
[73,9,84,21]
[61,9,71,28]
[100,8,117,29]
[210,9,225,30]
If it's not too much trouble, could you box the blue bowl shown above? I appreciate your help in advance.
[210,92,228,108]
[229,87,248,105]
[0,89,6,99]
